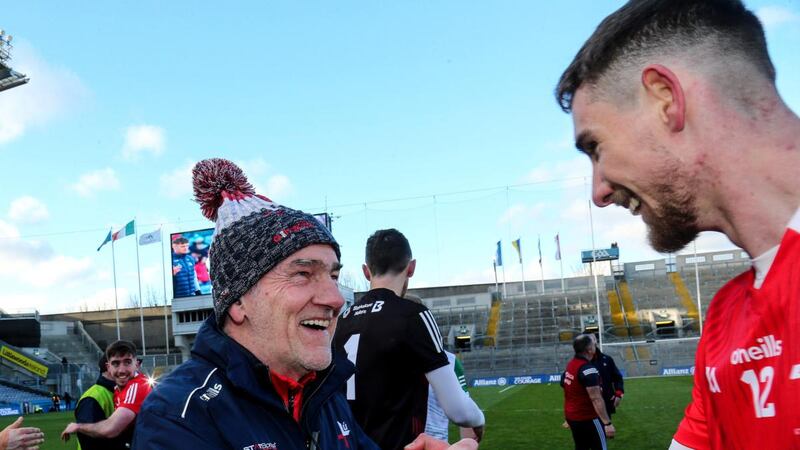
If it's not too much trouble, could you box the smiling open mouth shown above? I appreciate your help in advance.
[300,319,330,331]
[628,197,641,215]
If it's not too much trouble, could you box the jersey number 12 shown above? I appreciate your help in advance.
[740,366,775,418]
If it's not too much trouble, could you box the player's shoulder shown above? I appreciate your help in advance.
[578,361,599,378]
[141,358,226,420]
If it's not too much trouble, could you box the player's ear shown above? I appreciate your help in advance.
[641,64,685,132]
[361,263,371,281]
[227,299,246,325]
[406,259,416,278]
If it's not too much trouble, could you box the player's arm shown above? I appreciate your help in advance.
[585,386,612,425]
[579,363,614,437]
[609,358,624,397]
[61,406,136,440]
[425,366,485,433]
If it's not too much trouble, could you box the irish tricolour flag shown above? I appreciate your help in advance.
[97,220,135,251]
[113,220,135,241]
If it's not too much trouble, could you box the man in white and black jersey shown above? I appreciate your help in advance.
[334,229,485,450]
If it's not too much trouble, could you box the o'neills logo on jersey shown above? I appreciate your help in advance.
[730,335,782,365]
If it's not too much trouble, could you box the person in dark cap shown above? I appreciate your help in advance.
[132,158,475,450]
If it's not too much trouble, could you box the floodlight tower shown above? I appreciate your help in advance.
[0,29,30,93]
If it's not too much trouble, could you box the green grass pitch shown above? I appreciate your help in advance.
[451,375,693,449]
[1,376,692,450]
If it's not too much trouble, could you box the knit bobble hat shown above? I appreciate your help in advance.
[192,158,340,324]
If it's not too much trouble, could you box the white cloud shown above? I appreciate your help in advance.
[524,156,590,186]
[122,125,165,160]
[498,203,546,228]
[70,168,120,197]
[8,196,49,224]
[159,160,196,199]
[0,41,88,145]
[756,5,800,30]
[0,220,96,289]
[159,158,293,202]
[266,174,293,200]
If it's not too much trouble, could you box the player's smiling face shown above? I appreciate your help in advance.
[107,353,136,388]
[571,87,700,253]
[236,244,344,380]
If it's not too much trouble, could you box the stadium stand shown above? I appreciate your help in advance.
[0,379,52,413]
[420,249,751,381]
[0,29,28,93]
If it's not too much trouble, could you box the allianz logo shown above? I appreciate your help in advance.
[730,335,782,365]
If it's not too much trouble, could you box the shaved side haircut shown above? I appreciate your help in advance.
[556,0,775,113]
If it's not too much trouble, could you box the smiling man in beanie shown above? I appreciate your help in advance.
[132,159,476,450]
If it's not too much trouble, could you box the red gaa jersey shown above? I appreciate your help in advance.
[114,372,152,415]
[674,217,800,449]
[562,356,601,421]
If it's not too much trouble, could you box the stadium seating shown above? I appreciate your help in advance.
[433,255,750,382]
[0,380,52,412]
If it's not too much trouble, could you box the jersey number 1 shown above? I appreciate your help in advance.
[740,366,775,418]
[344,334,360,400]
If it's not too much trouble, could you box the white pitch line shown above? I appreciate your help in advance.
[499,385,516,393]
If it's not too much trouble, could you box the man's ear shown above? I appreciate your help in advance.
[406,259,416,278]
[227,300,246,325]
[641,64,685,132]
[361,263,371,281]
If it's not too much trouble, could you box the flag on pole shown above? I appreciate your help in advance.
[112,220,135,241]
[511,238,522,264]
[97,229,112,251]
[495,241,503,266]
[538,236,543,265]
[555,233,562,261]
[139,228,162,246]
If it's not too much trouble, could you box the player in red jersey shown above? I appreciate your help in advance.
[555,0,800,448]
[62,340,153,446]
[562,334,615,450]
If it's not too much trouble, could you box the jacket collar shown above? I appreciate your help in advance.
[191,315,355,416]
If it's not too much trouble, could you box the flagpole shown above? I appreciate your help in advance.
[111,237,121,340]
[501,263,507,298]
[538,235,545,293]
[161,228,170,355]
[519,250,526,296]
[694,240,703,334]
[134,219,146,356]
[493,260,499,295]
[587,180,604,350]
[557,234,565,293]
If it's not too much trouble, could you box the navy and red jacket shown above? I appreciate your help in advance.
[132,316,378,450]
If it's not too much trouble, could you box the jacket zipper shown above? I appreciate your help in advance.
[300,363,335,448]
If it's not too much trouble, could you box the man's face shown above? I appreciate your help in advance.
[571,87,699,253]
[238,244,344,379]
[172,242,189,254]
[107,352,136,388]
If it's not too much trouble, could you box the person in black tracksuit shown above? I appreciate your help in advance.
[590,334,625,417]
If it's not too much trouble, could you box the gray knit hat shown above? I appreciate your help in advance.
[192,158,340,324]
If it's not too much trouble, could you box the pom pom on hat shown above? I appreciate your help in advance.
[191,158,340,325]
[192,158,256,222]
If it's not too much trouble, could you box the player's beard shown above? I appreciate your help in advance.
[643,175,700,254]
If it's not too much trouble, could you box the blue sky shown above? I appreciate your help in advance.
[1,1,799,313]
